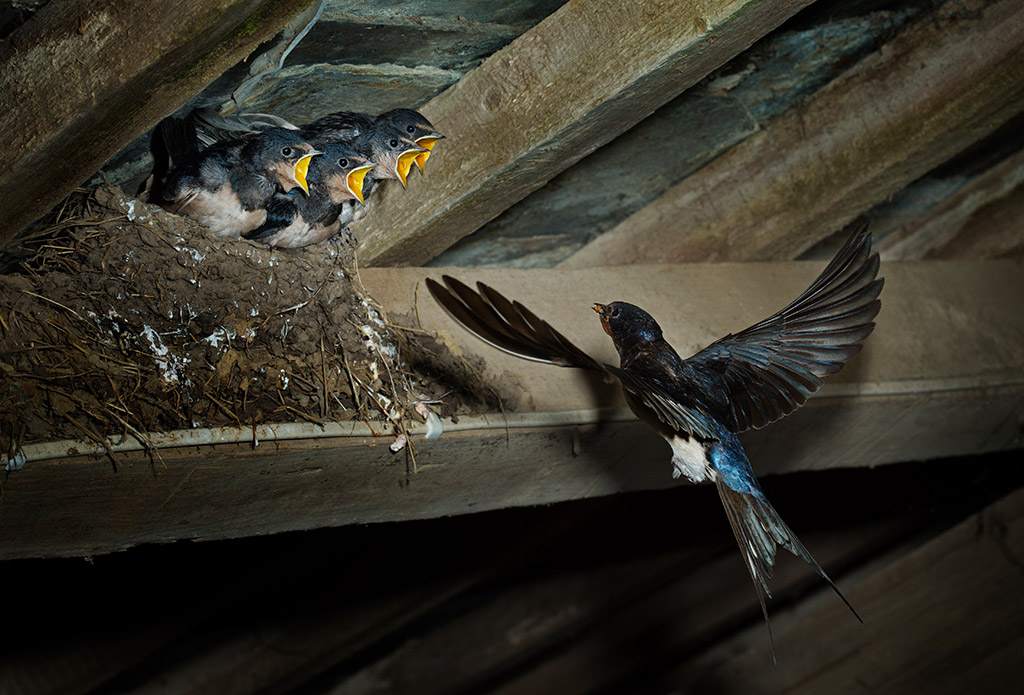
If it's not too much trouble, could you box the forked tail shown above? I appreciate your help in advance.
[715,478,862,662]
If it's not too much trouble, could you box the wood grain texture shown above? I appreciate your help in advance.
[352,0,814,266]
[560,0,1024,268]
[1,259,1022,560]
[672,487,1024,693]
[0,0,314,246]
[877,148,1024,261]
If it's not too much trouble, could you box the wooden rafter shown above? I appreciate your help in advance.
[559,0,1024,268]
[0,0,314,247]
[352,0,815,267]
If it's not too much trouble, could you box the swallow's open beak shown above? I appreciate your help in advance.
[394,149,424,188]
[593,303,613,337]
[346,164,376,204]
[292,151,321,195]
[414,135,444,172]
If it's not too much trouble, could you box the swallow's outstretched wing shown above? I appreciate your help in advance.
[683,223,882,432]
[427,276,718,440]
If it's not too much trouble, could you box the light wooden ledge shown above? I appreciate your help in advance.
[1,259,1021,559]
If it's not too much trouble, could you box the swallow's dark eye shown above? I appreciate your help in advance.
[389,138,399,148]
[611,307,621,319]
[406,125,415,134]
[338,158,348,168]
[281,146,293,157]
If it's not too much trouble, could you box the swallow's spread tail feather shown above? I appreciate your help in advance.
[716,478,862,661]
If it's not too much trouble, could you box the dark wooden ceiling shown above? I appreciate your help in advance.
[1,1,1022,693]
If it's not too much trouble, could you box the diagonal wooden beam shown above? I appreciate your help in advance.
[0,0,314,247]
[352,0,814,267]
[676,488,1024,691]
[877,147,1024,261]
[559,0,1024,268]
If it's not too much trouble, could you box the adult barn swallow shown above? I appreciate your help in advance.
[427,226,882,657]
[242,144,375,248]
[375,108,445,171]
[153,117,320,238]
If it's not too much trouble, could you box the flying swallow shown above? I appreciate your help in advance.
[242,144,375,248]
[427,225,882,659]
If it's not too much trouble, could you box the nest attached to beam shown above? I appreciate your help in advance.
[0,186,441,466]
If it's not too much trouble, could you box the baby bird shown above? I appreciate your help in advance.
[242,144,375,248]
[152,116,320,238]
[375,108,445,172]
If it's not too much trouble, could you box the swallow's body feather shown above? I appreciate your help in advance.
[428,225,882,659]
[243,144,374,248]
[152,119,319,238]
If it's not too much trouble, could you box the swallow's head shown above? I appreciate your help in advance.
[377,108,444,172]
[593,302,664,347]
[257,128,320,195]
[354,123,426,188]
[317,144,378,203]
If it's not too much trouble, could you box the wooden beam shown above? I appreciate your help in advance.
[559,0,1024,268]
[329,511,920,693]
[1,260,1021,559]
[877,148,1024,261]
[351,0,814,267]
[0,0,314,246]
[672,487,1024,693]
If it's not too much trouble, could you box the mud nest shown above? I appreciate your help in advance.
[1,186,447,466]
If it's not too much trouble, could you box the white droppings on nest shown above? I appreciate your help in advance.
[141,325,191,385]
[203,326,237,348]
[358,296,397,361]
[174,244,205,264]
[279,369,289,389]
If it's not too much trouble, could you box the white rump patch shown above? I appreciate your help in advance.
[667,435,713,483]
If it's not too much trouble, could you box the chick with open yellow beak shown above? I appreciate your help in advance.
[351,121,427,189]
[374,107,445,173]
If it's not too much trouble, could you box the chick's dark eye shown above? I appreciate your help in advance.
[281,146,293,157]
[338,158,348,168]
[389,138,399,148]
[406,125,415,134]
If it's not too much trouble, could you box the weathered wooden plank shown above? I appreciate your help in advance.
[1,260,1021,559]
[431,6,928,269]
[560,0,1024,268]
[327,513,917,694]
[352,0,814,266]
[670,487,1024,693]
[877,147,1024,261]
[0,0,314,246]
